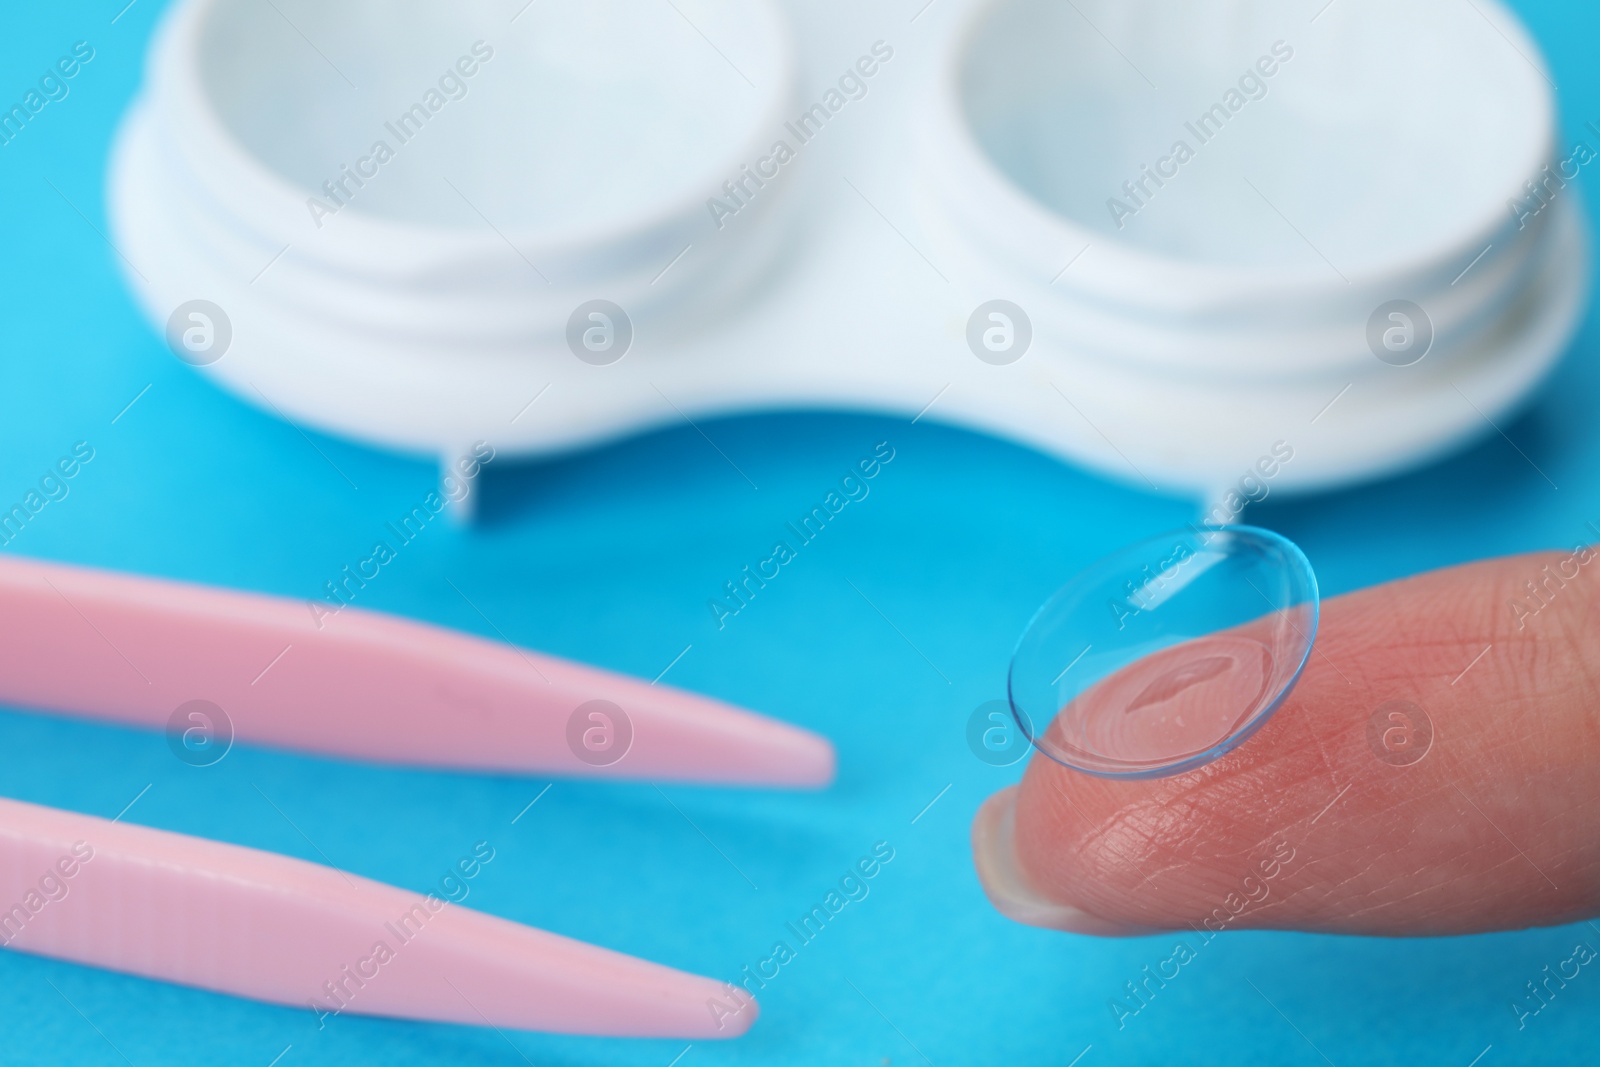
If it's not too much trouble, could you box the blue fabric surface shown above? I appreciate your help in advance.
[1,2,1597,1064]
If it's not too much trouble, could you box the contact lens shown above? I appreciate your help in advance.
[1008,526,1318,778]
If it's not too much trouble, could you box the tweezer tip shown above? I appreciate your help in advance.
[783,730,837,788]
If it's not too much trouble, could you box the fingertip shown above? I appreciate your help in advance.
[972,785,1156,937]
[973,552,1600,938]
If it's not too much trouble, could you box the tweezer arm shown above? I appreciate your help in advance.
[0,554,832,786]
[0,797,753,1036]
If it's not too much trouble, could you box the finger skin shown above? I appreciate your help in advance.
[974,548,1600,937]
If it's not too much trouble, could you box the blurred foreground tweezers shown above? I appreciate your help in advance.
[0,554,834,1037]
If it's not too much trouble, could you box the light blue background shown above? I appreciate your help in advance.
[1,2,1597,1064]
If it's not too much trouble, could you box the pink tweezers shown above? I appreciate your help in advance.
[0,554,833,1038]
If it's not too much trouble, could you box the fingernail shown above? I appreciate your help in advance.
[971,786,1154,937]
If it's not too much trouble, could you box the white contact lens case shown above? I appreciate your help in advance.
[109,0,1588,510]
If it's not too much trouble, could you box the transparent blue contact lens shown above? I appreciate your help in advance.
[1009,526,1319,779]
